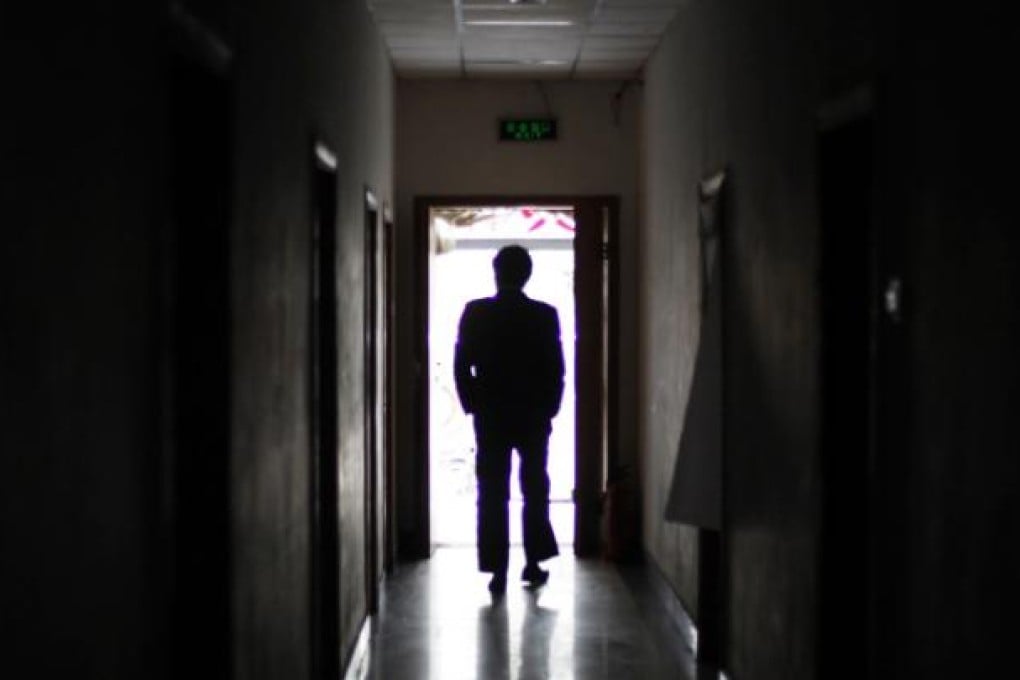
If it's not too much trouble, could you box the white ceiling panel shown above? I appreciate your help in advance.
[393,56,460,66]
[369,0,452,8]
[580,48,651,62]
[463,35,582,62]
[386,35,460,50]
[391,49,461,63]
[394,57,461,67]
[582,34,660,50]
[461,0,596,14]
[461,6,588,22]
[465,63,574,79]
[399,65,462,78]
[372,8,454,24]
[574,62,643,77]
[587,21,669,37]
[366,0,684,79]
[600,0,688,7]
[597,7,680,23]
[379,26,458,41]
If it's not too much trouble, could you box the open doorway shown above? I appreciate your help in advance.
[408,195,617,561]
[428,206,578,547]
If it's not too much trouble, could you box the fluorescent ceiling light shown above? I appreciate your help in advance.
[463,20,574,27]
[473,59,569,65]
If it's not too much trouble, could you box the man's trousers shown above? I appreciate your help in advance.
[473,417,559,573]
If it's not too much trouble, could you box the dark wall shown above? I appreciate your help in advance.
[1,3,169,677]
[641,2,823,676]
[230,0,393,676]
[642,0,1017,678]
[1,1,393,678]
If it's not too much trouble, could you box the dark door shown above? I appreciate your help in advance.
[364,191,381,613]
[168,49,232,679]
[572,198,617,557]
[382,208,396,573]
[817,112,875,680]
[309,143,340,680]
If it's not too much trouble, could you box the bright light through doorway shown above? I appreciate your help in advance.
[430,206,576,547]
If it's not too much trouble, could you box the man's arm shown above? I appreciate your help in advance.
[544,306,565,419]
[453,303,478,414]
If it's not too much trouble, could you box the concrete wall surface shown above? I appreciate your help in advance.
[2,3,172,677]
[231,0,393,677]
[0,1,394,678]
[641,1,823,677]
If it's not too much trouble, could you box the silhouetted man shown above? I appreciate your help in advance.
[454,245,565,594]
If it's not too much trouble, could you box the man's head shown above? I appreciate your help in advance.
[493,245,532,291]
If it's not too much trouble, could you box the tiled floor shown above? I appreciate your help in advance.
[355,547,712,680]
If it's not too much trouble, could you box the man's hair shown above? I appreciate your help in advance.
[493,245,532,290]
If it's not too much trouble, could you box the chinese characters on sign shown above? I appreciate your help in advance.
[499,118,558,141]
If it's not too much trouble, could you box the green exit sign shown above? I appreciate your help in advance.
[499,118,558,141]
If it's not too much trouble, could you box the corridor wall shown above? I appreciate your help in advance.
[2,4,170,676]
[1,1,394,678]
[640,0,1017,678]
[640,1,823,677]
[231,1,394,677]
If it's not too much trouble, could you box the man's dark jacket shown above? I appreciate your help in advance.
[454,290,564,423]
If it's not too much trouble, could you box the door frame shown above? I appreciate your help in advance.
[409,195,619,559]
[363,187,383,614]
[309,138,340,680]
[381,203,397,574]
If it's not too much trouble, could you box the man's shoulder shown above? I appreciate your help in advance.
[464,297,495,312]
[528,298,558,318]
[461,297,496,322]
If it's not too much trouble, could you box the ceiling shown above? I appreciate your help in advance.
[367,0,686,79]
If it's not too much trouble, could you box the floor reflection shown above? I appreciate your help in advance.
[517,591,557,679]
[363,548,702,680]
[476,603,509,679]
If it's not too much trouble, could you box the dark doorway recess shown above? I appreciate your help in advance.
[817,110,876,680]
[364,189,384,614]
[167,43,233,680]
[382,205,397,574]
[408,195,619,561]
[309,140,341,680]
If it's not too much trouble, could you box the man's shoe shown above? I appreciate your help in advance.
[488,571,507,595]
[521,563,549,586]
